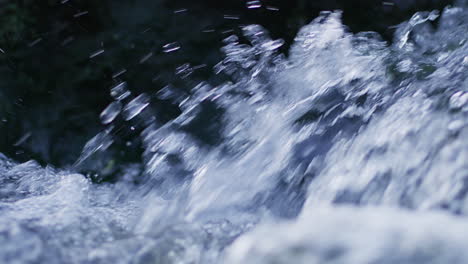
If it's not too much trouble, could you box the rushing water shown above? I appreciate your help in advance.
[1,3,467,264]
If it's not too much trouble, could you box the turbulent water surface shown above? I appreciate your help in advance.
[1,2,468,264]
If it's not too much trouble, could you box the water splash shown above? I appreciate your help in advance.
[1,3,467,263]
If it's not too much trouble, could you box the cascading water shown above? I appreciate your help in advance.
[1,2,467,263]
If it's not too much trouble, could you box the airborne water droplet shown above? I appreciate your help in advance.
[89,49,105,58]
[28,38,42,47]
[123,94,150,121]
[163,42,181,53]
[112,69,127,79]
[174,8,188,14]
[175,63,193,78]
[139,52,153,63]
[61,36,74,46]
[75,131,114,166]
[266,6,279,11]
[202,29,216,33]
[13,132,32,146]
[100,101,122,125]
[110,82,131,100]
[246,0,262,9]
[73,11,89,18]
[224,15,240,20]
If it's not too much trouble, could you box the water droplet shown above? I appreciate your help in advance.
[156,85,185,102]
[193,64,207,70]
[224,15,240,20]
[73,11,89,18]
[90,49,105,58]
[100,101,122,125]
[61,36,74,46]
[75,131,114,165]
[139,52,153,63]
[28,38,42,47]
[246,0,262,9]
[112,69,127,79]
[266,6,279,11]
[110,82,131,100]
[13,132,32,146]
[141,28,151,34]
[175,63,193,78]
[163,42,181,53]
[123,94,150,121]
[222,29,235,34]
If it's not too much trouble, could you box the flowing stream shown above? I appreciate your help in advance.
[1,2,467,263]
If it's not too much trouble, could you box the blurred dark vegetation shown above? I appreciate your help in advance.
[0,0,454,169]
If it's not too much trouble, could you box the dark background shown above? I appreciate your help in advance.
[0,0,454,168]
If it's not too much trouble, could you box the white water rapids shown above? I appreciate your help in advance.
[1,3,467,263]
